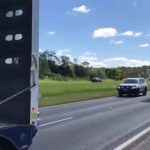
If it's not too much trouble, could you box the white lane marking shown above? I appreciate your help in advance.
[39,96,117,110]
[114,126,150,150]
[39,117,73,127]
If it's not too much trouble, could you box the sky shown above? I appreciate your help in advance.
[39,0,150,68]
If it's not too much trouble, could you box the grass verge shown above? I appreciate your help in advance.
[39,79,150,107]
[39,79,119,107]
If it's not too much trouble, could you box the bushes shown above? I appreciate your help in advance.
[48,73,68,81]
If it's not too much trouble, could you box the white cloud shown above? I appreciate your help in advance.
[121,31,134,36]
[48,31,55,36]
[56,49,71,55]
[110,40,124,45]
[78,53,106,68]
[39,48,44,52]
[121,31,143,37]
[92,28,144,38]
[134,32,143,36]
[79,53,150,67]
[84,52,96,56]
[56,49,74,62]
[46,50,150,68]
[139,43,150,48]
[104,57,150,67]
[72,5,91,14]
[93,28,117,38]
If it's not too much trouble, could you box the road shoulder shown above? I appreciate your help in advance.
[131,133,150,150]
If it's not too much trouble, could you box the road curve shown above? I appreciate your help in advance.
[30,94,150,150]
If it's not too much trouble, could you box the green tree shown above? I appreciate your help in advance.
[74,64,89,77]
[59,56,74,77]
[105,68,123,80]
[39,52,49,79]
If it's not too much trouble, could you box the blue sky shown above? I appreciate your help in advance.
[39,0,150,67]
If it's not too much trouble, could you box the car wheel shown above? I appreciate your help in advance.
[118,92,123,97]
[135,89,139,97]
[143,88,147,96]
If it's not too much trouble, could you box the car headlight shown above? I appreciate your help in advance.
[131,85,137,89]
[117,85,121,89]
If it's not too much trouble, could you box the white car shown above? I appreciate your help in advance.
[117,78,148,97]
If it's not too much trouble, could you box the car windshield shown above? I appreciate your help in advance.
[123,79,138,84]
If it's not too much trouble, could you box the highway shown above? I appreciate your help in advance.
[30,94,150,150]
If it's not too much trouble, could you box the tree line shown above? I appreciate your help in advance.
[39,51,150,80]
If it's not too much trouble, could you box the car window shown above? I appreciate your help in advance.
[123,79,138,84]
[142,79,145,83]
[139,79,143,84]
[140,79,145,84]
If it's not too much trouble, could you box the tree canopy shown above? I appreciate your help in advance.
[39,51,150,80]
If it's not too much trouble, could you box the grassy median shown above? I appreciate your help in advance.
[39,79,119,107]
[39,79,150,107]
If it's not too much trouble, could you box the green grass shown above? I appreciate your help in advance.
[39,79,150,107]
[39,79,119,107]
[147,80,150,89]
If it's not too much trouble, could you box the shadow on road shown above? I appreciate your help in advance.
[115,94,144,99]
[141,99,150,103]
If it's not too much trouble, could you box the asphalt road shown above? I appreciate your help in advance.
[30,94,150,150]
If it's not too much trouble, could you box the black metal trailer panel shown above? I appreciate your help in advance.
[0,0,33,124]
[0,122,10,128]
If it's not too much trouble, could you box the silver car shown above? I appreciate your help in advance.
[117,78,148,97]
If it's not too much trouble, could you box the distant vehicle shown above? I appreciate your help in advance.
[91,77,102,82]
[117,78,147,97]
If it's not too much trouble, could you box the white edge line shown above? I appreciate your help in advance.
[39,96,117,110]
[114,126,150,150]
[39,117,73,127]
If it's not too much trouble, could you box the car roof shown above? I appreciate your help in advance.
[125,78,145,80]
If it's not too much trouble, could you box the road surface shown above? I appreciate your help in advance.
[31,94,150,150]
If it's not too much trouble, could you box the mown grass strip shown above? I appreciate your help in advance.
[39,79,150,107]
[39,79,118,107]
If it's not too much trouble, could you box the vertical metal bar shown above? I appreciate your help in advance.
[30,0,39,126]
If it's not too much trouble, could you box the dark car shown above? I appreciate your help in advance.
[91,77,102,82]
